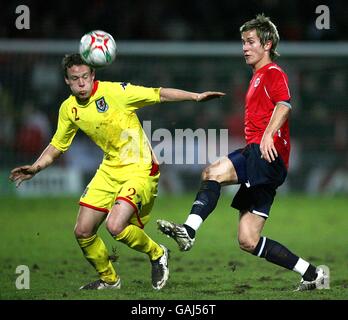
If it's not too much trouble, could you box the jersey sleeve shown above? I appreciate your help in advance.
[118,82,161,112]
[50,103,78,152]
[265,68,291,105]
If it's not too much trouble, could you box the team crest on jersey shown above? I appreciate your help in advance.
[95,97,109,112]
[254,77,261,87]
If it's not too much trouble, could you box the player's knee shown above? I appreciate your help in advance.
[105,220,124,237]
[202,166,221,182]
[74,224,94,239]
[238,235,258,253]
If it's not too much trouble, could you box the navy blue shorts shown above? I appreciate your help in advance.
[227,143,287,219]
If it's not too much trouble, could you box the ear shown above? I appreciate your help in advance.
[264,40,272,51]
[91,70,95,81]
[64,77,70,85]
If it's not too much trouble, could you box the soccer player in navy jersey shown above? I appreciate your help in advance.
[157,14,328,291]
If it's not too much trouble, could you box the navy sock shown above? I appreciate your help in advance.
[303,264,318,281]
[183,180,221,239]
[183,224,196,239]
[189,180,221,220]
[253,237,299,270]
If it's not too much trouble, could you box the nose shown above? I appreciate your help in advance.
[243,43,249,52]
[78,78,85,87]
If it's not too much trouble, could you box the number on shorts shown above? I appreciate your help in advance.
[125,188,136,200]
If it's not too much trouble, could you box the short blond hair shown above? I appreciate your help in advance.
[240,14,280,60]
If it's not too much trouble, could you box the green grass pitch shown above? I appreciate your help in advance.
[1,193,347,300]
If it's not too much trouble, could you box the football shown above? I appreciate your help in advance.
[79,30,117,67]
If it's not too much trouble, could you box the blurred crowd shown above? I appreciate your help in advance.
[1,51,348,194]
[1,0,348,41]
[1,0,348,194]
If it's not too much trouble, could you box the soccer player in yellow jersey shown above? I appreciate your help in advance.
[9,53,225,290]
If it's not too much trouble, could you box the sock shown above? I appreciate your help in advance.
[77,234,117,284]
[183,214,202,238]
[292,257,317,281]
[184,180,221,237]
[301,262,318,281]
[253,236,299,270]
[254,237,318,280]
[115,224,163,261]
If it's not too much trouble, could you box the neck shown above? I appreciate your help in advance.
[76,97,90,105]
[252,56,272,73]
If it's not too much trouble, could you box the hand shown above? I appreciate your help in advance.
[260,133,278,163]
[196,91,225,102]
[9,165,37,188]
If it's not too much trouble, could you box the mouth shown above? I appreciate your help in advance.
[244,55,253,63]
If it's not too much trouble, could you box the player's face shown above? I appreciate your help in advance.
[241,29,271,71]
[65,65,95,101]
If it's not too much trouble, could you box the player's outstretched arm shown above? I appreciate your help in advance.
[160,88,225,102]
[9,144,62,188]
[196,91,226,102]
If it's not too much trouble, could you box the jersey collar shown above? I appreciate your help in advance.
[255,62,275,74]
[91,80,99,96]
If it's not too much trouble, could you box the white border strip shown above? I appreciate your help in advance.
[253,210,268,218]
[257,236,266,257]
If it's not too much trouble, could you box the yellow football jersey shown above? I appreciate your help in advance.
[50,81,160,167]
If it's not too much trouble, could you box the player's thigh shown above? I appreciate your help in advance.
[74,205,107,238]
[202,156,238,185]
[79,167,119,212]
[76,167,119,237]
[105,199,136,235]
[238,211,266,239]
[116,173,159,229]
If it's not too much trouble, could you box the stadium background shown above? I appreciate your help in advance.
[1,0,348,197]
[1,0,348,302]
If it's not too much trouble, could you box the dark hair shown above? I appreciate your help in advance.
[240,13,280,60]
[62,53,94,78]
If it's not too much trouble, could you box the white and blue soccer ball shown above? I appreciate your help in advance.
[79,30,117,67]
